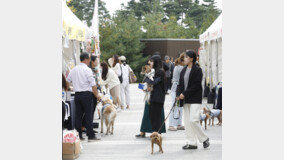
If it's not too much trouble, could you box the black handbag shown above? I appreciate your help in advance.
[118,64,123,83]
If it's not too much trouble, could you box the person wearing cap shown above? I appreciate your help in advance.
[144,54,166,133]
[118,56,133,109]
[176,50,210,150]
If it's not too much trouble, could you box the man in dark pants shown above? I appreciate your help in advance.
[67,53,101,142]
[82,94,97,134]
[82,55,99,133]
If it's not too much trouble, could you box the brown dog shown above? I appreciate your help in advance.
[200,108,210,130]
[100,98,117,135]
[141,65,151,74]
[150,132,163,154]
[208,109,222,126]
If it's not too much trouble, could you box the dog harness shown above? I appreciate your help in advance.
[102,103,111,113]
[200,113,206,121]
[210,109,221,117]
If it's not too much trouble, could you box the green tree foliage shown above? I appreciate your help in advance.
[100,12,148,81]
[67,0,221,82]
[67,0,110,26]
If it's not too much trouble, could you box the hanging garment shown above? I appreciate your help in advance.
[215,87,222,110]
[64,102,71,120]
[207,88,216,104]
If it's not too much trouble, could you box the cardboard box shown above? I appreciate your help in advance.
[63,140,81,160]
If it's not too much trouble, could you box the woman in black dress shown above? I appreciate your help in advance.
[136,59,166,138]
[145,55,166,133]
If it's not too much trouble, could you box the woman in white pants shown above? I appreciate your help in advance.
[176,50,210,150]
[168,54,185,131]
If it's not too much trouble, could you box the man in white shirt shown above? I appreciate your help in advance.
[67,53,101,142]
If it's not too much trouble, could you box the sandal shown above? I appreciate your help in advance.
[177,126,185,130]
[168,126,177,131]
[135,133,145,138]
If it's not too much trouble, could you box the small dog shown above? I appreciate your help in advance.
[150,132,163,154]
[141,65,155,81]
[140,65,155,103]
[200,108,210,130]
[208,109,222,126]
[100,98,117,135]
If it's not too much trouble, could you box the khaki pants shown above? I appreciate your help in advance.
[110,85,120,108]
[183,103,208,146]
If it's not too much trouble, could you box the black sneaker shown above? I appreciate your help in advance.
[182,144,198,150]
[87,130,98,136]
[203,138,210,148]
[88,135,100,142]
[135,134,146,138]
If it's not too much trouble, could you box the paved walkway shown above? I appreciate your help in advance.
[78,84,222,160]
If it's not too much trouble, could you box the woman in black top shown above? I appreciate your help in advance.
[144,55,166,133]
[135,59,166,138]
[176,50,210,150]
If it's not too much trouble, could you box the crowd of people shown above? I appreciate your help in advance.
[136,50,210,150]
[62,53,134,141]
[62,49,211,150]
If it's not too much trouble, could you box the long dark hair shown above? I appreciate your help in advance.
[62,73,67,91]
[101,62,109,80]
[150,55,163,71]
[150,55,166,93]
[112,54,120,68]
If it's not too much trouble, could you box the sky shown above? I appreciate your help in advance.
[104,0,222,16]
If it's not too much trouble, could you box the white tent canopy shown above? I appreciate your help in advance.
[199,13,222,90]
[200,13,222,43]
[62,1,93,41]
[62,1,93,77]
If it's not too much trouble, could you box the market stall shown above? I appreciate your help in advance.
[62,0,94,77]
[199,13,222,89]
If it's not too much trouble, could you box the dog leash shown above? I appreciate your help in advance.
[157,100,177,133]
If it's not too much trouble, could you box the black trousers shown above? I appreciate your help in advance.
[82,94,97,130]
[74,91,94,138]
[149,102,164,133]
[166,77,172,91]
